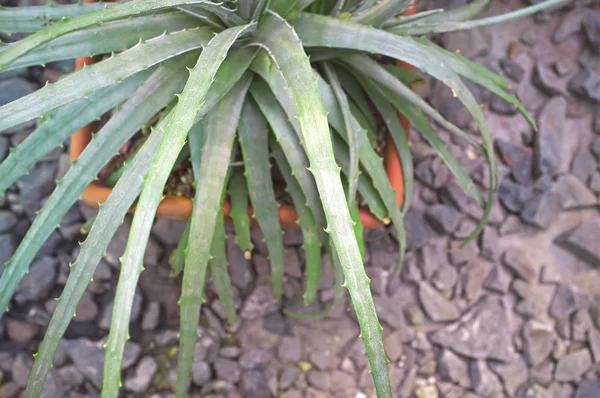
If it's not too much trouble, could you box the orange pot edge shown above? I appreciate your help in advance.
[72,1,416,229]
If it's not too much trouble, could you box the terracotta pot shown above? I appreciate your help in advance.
[72,0,415,228]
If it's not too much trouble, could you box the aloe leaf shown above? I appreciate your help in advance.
[0,56,191,322]
[4,12,201,72]
[296,0,317,11]
[191,127,237,325]
[176,6,226,29]
[249,79,324,228]
[270,0,299,17]
[174,25,254,397]
[380,64,423,86]
[352,0,411,27]
[293,13,496,241]
[385,0,488,30]
[343,54,480,148]
[228,169,254,257]
[24,107,172,398]
[253,12,392,397]
[0,69,152,195]
[331,65,377,134]
[0,2,115,33]
[0,0,222,69]
[348,70,414,214]
[170,220,191,276]
[389,0,565,34]
[208,212,238,324]
[180,3,245,26]
[270,140,321,304]
[0,28,213,134]
[332,134,388,221]
[322,63,358,209]
[238,98,285,299]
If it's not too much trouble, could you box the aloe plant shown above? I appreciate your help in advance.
[0,0,564,396]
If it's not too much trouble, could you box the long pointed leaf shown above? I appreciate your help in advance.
[0,0,220,69]
[3,12,201,72]
[174,25,254,397]
[0,56,192,321]
[228,170,253,257]
[0,28,213,134]
[253,13,393,398]
[238,98,285,299]
[24,106,172,398]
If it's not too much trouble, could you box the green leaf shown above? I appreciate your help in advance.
[0,28,213,134]
[3,12,201,72]
[270,140,322,304]
[352,0,411,27]
[389,0,564,34]
[249,78,324,228]
[382,8,443,28]
[0,2,116,33]
[170,220,190,276]
[0,0,220,69]
[322,62,358,208]
[0,54,192,323]
[253,12,392,398]
[238,98,285,299]
[174,24,254,397]
[331,65,377,134]
[332,134,388,222]
[385,0,489,30]
[180,3,245,26]
[24,105,172,398]
[228,169,253,257]
[176,6,226,29]
[0,69,152,195]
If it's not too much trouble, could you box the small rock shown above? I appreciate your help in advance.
[464,260,493,301]
[11,352,32,387]
[279,366,301,390]
[14,256,56,303]
[440,181,484,220]
[499,215,522,236]
[124,356,158,393]
[383,331,404,362]
[448,240,479,266]
[533,63,562,96]
[553,8,585,42]
[405,208,432,250]
[573,309,594,342]
[66,338,104,387]
[520,191,562,229]
[192,361,212,386]
[453,218,476,240]
[588,328,600,363]
[593,137,600,160]
[469,359,504,397]
[533,360,554,387]
[502,247,536,282]
[555,349,593,382]
[583,11,600,54]
[74,293,98,322]
[499,58,525,82]
[571,151,597,184]
[0,234,14,267]
[429,295,515,361]
[437,349,470,388]
[479,227,499,262]
[0,211,17,234]
[227,235,255,292]
[569,70,600,103]
[497,179,532,213]
[0,77,36,107]
[239,348,272,370]
[432,264,458,292]
[307,370,329,391]
[0,382,21,398]
[535,97,566,176]
[240,285,281,319]
[56,365,84,387]
[589,172,600,193]
[151,218,187,246]
[489,357,528,397]
[556,220,600,267]
[6,318,38,345]
[554,174,597,209]
[550,284,590,319]
[554,59,576,76]
[490,93,518,115]
[425,204,462,235]
[576,380,600,398]
[420,242,445,280]
[141,302,160,331]
[495,140,533,185]
[214,358,241,383]
[240,370,271,398]
[484,264,512,294]
[277,336,302,363]
[418,281,460,322]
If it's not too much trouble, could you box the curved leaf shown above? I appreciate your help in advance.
[228,169,253,256]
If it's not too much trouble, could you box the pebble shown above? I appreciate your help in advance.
[499,58,525,82]
[497,179,532,213]
[576,380,600,398]
[240,285,281,320]
[488,357,528,396]
[192,361,212,386]
[279,365,301,390]
[56,365,84,387]
[124,356,158,393]
[277,336,302,363]
[479,227,499,262]
[550,284,590,319]
[214,358,241,383]
[405,208,432,250]
[227,234,255,292]
[469,359,504,397]
[502,247,536,282]
[307,370,330,391]
[535,97,566,176]
[425,204,462,235]
[520,191,562,229]
[437,349,470,388]
[431,264,458,292]
[569,69,600,103]
[553,7,585,42]
[583,11,600,54]
[6,318,39,345]
[14,256,56,304]
[555,349,593,382]
[556,220,600,267]
[11,352,32,387]
[239,370,271,398]
[0,211,17,234]
[0,77,36,107]
[495,140,533,185]
[571,151,597,184]
[554,174,597,209]
[463,260,493,301]
[141,301,161,331]
[418,281,460,322]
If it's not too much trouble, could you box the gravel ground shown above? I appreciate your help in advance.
[1,0,600,397]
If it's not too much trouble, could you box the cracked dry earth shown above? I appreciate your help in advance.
[2,0,600,397]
